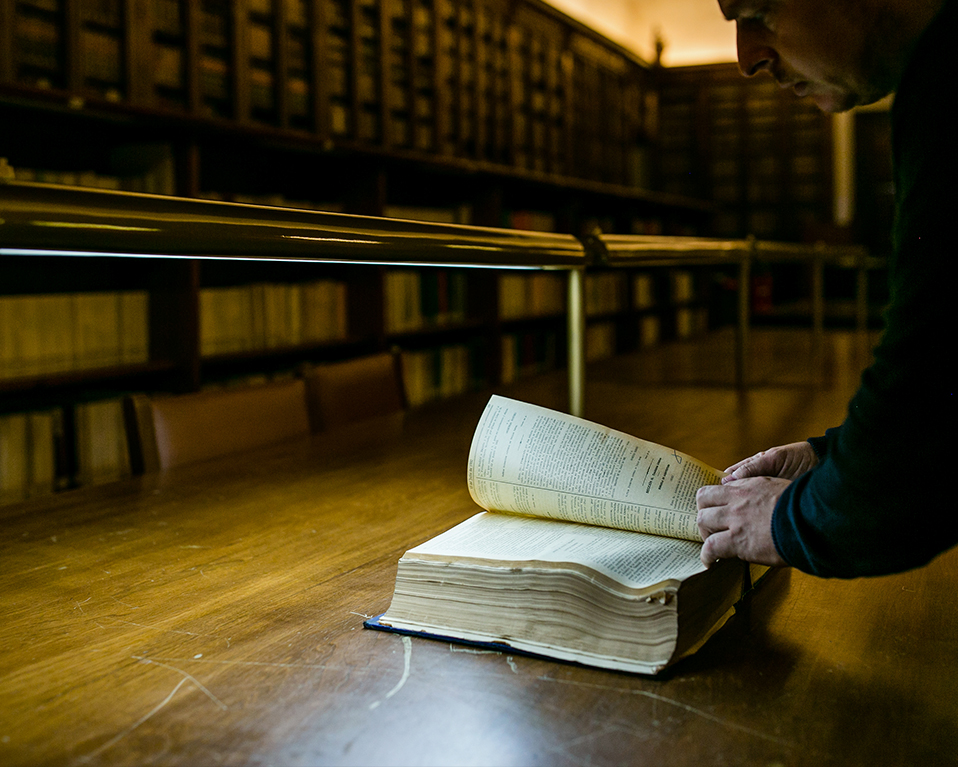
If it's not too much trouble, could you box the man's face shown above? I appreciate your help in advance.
[718,0,893,112]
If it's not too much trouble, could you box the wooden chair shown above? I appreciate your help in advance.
[123,378,311,474]
[301,352,406,432]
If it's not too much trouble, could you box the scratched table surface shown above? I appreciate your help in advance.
[2,330,957,766]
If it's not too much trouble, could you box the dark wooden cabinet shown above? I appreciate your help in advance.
[657,63,833,243]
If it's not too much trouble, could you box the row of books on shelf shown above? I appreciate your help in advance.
[498,270,701,324]
[0,305,714,507]
[0,273,709,382]
[200,280,348,356]
[581,307,708,362]
[7,157,682,243]
[384,260,695,333]
[10,162,591,237]
[500,329,559,385]
[10,0,652,185]
[0,291,149,380]
[586,321,617,362]
[384,270,469,334]
[632,307,708,347]
[0,276,701,378]
[401,344,484,408]
[498,273,566,321]
[585,272,628,317]
[12,159,176,196]
[0,409,60,505]
[0,398,130,506]
[0,343,486,505]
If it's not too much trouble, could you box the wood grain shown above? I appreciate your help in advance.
[2,329,953,767]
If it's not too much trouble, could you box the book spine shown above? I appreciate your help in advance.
[74,398,131,487]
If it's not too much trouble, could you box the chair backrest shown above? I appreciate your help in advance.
[124,378,311,474]
[302,352,406,432]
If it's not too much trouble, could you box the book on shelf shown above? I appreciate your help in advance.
[384,269,467,334]
[0,291,148,380]
[75,398,131,488]
[498,273,565,321]
[675,306,709,339]
[585,272,627,317]
[633,273,656,310]
[401,344,474,407]
[586,321,616,361]
[670,270,695,304]
[0,409,61,506]
[499,330,558,384]
[200,280,346,356]
[368,395,764,675]
[639,314,661,348]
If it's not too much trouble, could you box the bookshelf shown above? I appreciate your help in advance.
[656,63,833,243]
[1,5,884,508]
[1,0,706,234]
[654,64,892,329]
[0,0,713,505]
[0,180,879,506]
[0,180,587,504]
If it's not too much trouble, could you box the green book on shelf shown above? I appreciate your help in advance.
[369,395,765,676]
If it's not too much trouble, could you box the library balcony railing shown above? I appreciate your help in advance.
[751,239,883,338]
[0,180,588,416]
[584,232,883,387]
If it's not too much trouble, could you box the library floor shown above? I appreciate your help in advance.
[511,325,880,473]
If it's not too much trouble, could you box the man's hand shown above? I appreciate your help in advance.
[721,441,818,484]
[696,477,790,567]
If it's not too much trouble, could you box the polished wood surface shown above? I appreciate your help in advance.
[2,329,955,767]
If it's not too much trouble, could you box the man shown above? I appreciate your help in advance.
[696,0,957,577]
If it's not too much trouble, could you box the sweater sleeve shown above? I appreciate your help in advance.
[769,2,958,577]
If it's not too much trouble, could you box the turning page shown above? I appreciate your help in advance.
[467,396,724,541]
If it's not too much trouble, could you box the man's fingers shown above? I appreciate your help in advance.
[698,476,790,568]
[723,451,764,475]
[697,507,722,539]
[722,442,819,484]
[696,483,724,508]
[722,452,771,482]
[700,530,731,566]
[696,487,727,540]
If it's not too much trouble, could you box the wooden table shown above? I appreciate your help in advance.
[2,372,957,767]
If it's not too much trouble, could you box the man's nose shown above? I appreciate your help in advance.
[736,21,777,76]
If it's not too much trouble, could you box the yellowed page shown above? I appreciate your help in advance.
[406,512,706,590]
[467,395,723,541]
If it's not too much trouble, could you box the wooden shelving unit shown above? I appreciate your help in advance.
[0,0,715,506]
[1,4,873,506]
[656,62,833,243]
[0,180,590,502]
[654,63,893,330]
[1,0,702,232]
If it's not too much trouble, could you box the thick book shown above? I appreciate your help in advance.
[368,395,763,675]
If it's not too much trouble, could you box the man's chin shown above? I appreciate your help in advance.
[809,88,858,113]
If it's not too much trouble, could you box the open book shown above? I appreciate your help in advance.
[367,395,762,675]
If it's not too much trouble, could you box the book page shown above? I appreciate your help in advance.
[407,512,706,589]
[467,396,724,541]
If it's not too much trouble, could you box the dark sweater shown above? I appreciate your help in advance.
[771,0,958,577]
